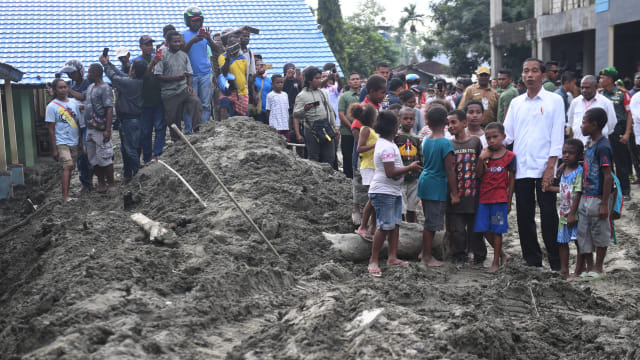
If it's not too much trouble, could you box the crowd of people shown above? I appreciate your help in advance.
[43,6,639,280]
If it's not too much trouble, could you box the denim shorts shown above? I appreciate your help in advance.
[557,224,577,244]
[369,193,402,231]
[473,203,509,234]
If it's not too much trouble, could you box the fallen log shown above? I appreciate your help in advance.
[323,223,446,262]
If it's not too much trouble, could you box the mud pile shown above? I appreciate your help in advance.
[1,117,640,359]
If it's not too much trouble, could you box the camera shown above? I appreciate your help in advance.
[246,26,260,34]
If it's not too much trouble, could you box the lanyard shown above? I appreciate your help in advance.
[583,97,596,111]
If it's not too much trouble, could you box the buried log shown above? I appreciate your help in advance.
[323,222,446,262]
[130,212,178,247]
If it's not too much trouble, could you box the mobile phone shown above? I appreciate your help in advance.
[199,27,206,35]
[155,48,162,58]
[103,47,109,57]
[246,26,260,34]
[331,68,337,74]
[312,101,320,107]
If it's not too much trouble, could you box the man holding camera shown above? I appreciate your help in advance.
[457,66,500,125]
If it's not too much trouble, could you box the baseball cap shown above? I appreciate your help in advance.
[599,66,618,79]
[139,35,154,45]
[476,66,491,75]
[115,46,130,58]
[60,59,83,74]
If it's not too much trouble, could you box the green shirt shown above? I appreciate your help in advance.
[497,84,519,123]
[543,78,556,92]
[337,89,361,135]
[600,85,630,134]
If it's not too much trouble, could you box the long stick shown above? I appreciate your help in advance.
[170,124,280,258]
[157,159,207,208]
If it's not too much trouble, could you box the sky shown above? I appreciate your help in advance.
[304,0,431,30]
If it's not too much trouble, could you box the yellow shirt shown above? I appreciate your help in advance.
[218,54,249,95]
[359,126,379,170]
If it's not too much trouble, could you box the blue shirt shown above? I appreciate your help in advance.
[183,29,211,76]
[417,137,454,201]
[583,136,614,197]
[254,75,273,113]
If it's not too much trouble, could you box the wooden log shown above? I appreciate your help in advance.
[323,223,446,262]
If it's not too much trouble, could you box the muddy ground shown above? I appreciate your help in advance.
[1,117,639,359]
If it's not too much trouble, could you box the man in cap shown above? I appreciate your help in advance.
[115,46,131,74]
[458,66,500,125]
[133,35,166,163]
[59,59,92,192]
[599,66,634,200]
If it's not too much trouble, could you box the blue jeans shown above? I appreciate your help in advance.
[119,118,141,179]
[77,127,91,188]
[184,73,212,132]
[140,104,166,161]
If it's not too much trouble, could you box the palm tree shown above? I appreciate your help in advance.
[399,4,424,33]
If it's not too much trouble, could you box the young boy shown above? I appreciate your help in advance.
[578,107,615,279]
[399,89,424,134]
[417,106,460,267]
[446,110,485,264]
[465,100,488,148]
[153,30,202,141]
[266,74,290,139]
[475,122,516,272]
[547,139,584,279]
[393,107,422,223]
[46,79,81,202]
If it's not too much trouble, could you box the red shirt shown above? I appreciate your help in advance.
[362,96,381,111]
[479,150,516,204]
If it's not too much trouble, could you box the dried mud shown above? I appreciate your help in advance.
[1,117,639,359]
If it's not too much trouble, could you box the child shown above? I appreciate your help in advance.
[218,30,249,119]
[368,111,423,277]
[388,103,402,116]
[418,100,451,141]
[417,106,460,267]
[47,79,81,202]
[399,89,424,134]
[351,103,379,240]
[547,139,584,279]
[475,122,516,272]
[446,110,485,264]
[393,107,422,223]
[266,74,290,140]
[577,107,615,279]
[465,100,488,148]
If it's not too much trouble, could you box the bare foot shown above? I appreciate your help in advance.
[421,257,443,267]
[560,271,570,280]
[500,253,510,266]
[352,212,361,226]
[488,264,499,273]
[387,259,409,266]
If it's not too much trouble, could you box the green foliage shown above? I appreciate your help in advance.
[317,0,346,68]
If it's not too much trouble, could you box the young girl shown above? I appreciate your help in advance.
[465,100,488,148]
[350,103,378,240]
[548,139,584,279]
[45,78,81,202]
[368,111,422,277]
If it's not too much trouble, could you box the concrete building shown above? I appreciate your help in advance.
[491,0,640,78]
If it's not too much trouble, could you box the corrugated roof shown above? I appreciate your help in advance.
[0,0,339,85]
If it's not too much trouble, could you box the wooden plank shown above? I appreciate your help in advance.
[5,82,18,165]
[18,89,35,166]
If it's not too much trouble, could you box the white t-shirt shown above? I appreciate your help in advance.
[323,84,342,127]
[266,91,290,131]
[567,93,617,144]
[369,137,404,196]
[631,92,640,144]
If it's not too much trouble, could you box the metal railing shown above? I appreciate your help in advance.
[542,0,595,15]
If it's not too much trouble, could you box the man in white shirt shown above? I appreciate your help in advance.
[504,58,564,271]
[567,75,617,144]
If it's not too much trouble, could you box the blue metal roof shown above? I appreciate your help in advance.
[0,0,339,85]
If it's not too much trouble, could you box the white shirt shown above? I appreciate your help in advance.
[369,138,404,196]
[323,84,342,128]
[266,91,290,131]
[631,92,640,144]
[567,93,617,144]
[504,88,565,179]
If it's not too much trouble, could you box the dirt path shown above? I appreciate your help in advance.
[1,117,639,359]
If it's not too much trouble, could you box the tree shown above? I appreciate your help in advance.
[399,4,425,34]
[396,4,426,64]
[317,0,346,68]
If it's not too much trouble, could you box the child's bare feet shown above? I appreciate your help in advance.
[421,257,443,267]
[488,264,500,273]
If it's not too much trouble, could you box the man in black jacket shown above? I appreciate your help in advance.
[100,54,145,182]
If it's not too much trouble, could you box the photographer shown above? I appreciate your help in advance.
[218,29,249,119]
[293,67,337,166]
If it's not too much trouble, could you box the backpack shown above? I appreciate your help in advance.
[610,173,623,244]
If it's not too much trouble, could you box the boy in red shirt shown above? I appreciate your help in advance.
[475,122,516,272]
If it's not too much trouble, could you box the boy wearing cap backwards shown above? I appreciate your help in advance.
[457,66,500,125]
[598,66,634,201]
[183,6,217,128]
[134,35,166,163]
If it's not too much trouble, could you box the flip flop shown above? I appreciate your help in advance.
[356,229,373,241]
[368,265,382,277]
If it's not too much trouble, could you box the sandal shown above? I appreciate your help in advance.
[368,265,382,277]
[356,229,373,241]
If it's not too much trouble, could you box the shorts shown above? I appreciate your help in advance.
[402,180,419,213]
[422,200,446,231]
[473,203,509,234]
[86,127,114,167]
[361,168,375,186]
[57,144,78,168]
[352,167,369,206]
[577,196,613,253]
[369,193,402,231]
[557,224,577,244]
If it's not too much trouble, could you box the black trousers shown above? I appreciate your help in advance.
[341,134,354,179]
[446,213,486,261]
[515,178,560,270]
[609,133,632,195]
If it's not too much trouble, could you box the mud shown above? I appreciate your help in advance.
[1,117,639,359]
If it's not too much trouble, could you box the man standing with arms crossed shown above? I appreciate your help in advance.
[504,58,565,270]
